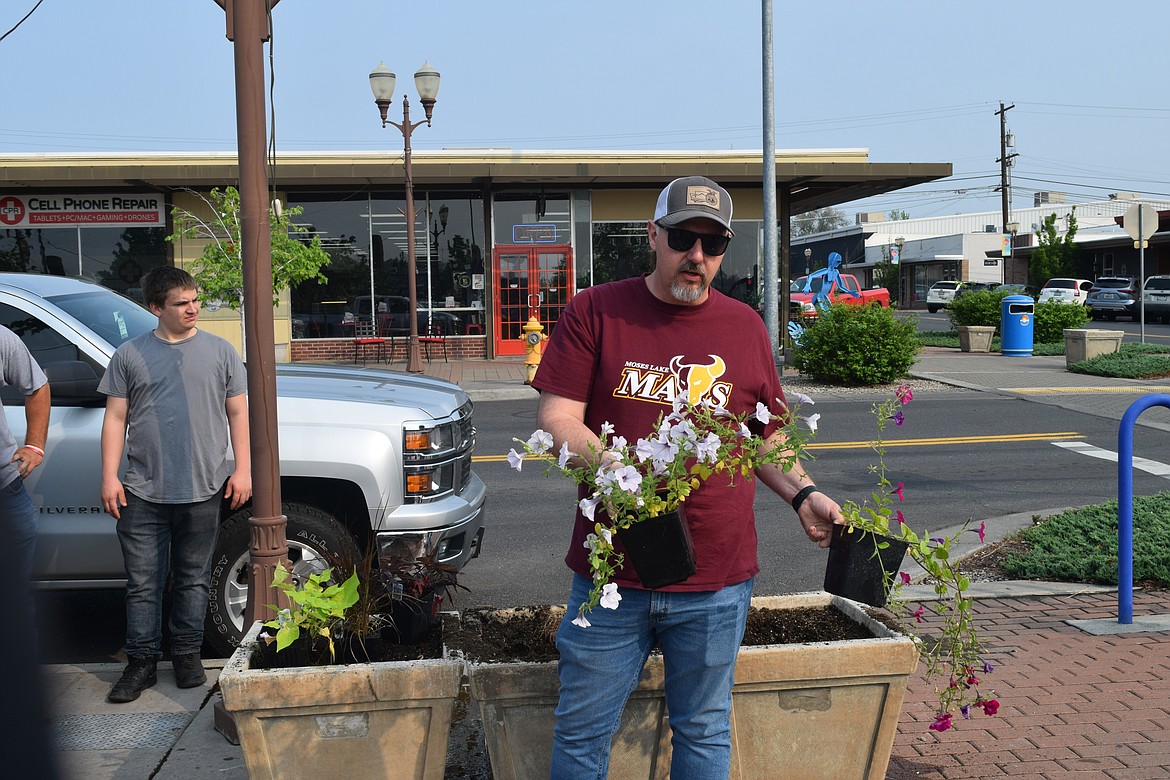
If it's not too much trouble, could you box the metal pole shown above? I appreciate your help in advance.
[401,95,424,373]
[226,0,287,629]
[761,0,779,365]
[1139,206,1147,345]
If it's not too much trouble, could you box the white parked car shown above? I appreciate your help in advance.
[1038,278,1093,305]
[1143,276,1170,323]
[926,280,962,313]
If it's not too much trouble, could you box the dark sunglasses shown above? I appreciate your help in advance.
[657,224,731,256]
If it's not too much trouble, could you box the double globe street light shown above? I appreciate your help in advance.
[369,60,440,373]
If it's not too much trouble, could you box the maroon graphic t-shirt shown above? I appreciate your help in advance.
[532,276,788,591]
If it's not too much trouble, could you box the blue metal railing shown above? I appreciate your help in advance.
[1116,394,1170,624]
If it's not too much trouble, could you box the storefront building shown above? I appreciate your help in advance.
[1,150,949,360]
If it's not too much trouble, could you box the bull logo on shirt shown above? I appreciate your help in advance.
[670,354,727,405]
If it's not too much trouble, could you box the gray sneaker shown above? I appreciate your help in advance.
[107,658,157,703]
[172,653,207,689]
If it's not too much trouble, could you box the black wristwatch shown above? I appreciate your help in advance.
[790,485,822,514]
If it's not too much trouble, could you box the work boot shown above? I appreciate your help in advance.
[172,652,207,689]
[106,658,157,703]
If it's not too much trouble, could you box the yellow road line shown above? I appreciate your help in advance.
[472,432,1084,461]
[1009,387,1170,394]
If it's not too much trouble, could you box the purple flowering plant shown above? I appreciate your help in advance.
[838,385,999,731]
[509,392,817,627]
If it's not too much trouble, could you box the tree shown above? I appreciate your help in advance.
[791,207,848,237]
[1028,209,1078,289]
[888,209,910,221]
[166,187,330,309]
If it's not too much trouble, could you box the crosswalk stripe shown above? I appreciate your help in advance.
[1051,441,1170,478]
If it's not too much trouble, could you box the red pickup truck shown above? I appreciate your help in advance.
[789,273,890,318]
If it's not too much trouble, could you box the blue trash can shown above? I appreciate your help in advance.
[1000,294,1034,357]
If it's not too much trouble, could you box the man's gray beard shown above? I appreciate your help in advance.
[671,277,705,303]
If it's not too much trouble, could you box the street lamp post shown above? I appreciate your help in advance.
[803,247,812,276]
[370,60,441,374]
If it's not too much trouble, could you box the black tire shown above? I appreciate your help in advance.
[204,501,360,657]
[927,305,940,314]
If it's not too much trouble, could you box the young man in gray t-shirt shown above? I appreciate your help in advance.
[99,266,251,703]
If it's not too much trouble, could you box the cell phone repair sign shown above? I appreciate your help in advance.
[0,193,165,227]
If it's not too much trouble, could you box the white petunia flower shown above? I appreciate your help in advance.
[579,495,601,521]
[694,431,721,463]
[791,392,814,406]
[599,528,612,544]
[754,402,772,424]
[802,413,820,432]
[507,449,525,471]
[571,611,591,628]
[557,441,574,469]
[614,465,643,493]
[738,422,752,438]
[526,430,554,453]
[610,435,627,451]
[600,421,615,439]
[599,583,622,610]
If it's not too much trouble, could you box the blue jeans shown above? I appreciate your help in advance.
[0,476,38,625]
[551,573,754,780]
[117,492,221,659]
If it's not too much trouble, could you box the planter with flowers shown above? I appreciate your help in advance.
[469,389,989,779]
[218,558,463,780]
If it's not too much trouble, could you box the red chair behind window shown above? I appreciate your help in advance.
[352,318,387,365]
[417,322,448,363]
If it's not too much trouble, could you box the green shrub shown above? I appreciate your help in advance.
[947,290,1007,329]
[1033,301,1090,343]
[792,304,918,385]
[1068,342,1170,379]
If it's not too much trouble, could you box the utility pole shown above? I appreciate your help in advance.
[995,101,1017,282]
[216,0,287,628]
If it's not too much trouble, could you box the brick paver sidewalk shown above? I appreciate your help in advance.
[889,588,1170,779]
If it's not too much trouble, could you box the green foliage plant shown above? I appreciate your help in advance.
[791,303,918,385]
[1033,300,1089,343]
[166,186,330,309]
[1000,495,1170,586]
[947,289,1009,329]
[1028,209,1079,289]
[1068,342,1170,379]
[838,387,997,731]
[262,564,360,662]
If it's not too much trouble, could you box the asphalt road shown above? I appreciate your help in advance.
[38,363,1170,664]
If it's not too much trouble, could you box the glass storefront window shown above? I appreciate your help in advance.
[287,192,485,338]
[0,226,165,303]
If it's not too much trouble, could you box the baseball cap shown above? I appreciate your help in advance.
[653,176,734,236]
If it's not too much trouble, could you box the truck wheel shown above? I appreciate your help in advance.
[204,501,360,658]
[927,305,939,314]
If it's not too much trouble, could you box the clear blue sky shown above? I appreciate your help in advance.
[2,0,1166,220]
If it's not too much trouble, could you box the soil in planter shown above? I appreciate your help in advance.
[455,604,884,664]
[251,621,444,669]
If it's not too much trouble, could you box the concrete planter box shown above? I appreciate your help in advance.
[219,621,462,780]
[1065,328,1124,365]
[956,325,996,353]
[455,592,918,780]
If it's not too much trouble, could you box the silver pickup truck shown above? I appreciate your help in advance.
[0,273,485,656]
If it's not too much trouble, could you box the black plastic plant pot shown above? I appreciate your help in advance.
[617,506,696,589]
[823,524,909,608]
[381,587,444,645]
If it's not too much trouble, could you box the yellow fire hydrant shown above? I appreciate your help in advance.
[521,314,548,385]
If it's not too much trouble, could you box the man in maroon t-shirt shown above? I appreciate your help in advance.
[532,176,845,778]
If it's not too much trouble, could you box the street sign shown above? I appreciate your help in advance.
[1123,204,1158,242]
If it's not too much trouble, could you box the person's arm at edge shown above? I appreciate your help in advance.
[535,391,605,469]
[12,382,49,477]
[755,429,843,549]
[100,396,129,520]
[224,392,251,510]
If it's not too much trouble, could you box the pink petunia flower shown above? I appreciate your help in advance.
[896,385,914,405]
[899,572,911,585]
[893,482,905,501]
[980,699,1000,716]
[913,605,926,623]
[977,520,986,543]
[895,509,905,526]
[929,712,952,732]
